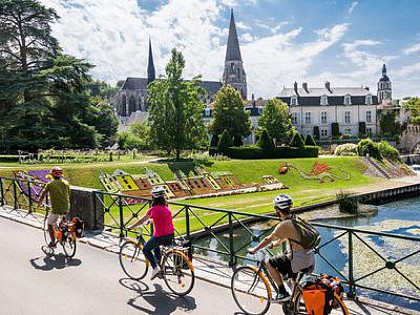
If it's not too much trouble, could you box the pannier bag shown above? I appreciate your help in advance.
[174,239,193,269]
[69,217,84,238]
[299,274,343,315]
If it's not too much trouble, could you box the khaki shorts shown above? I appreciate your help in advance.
[47,213,67,226]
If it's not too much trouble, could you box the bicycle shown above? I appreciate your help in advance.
[119,228,195,296]
[231,249,349,315]
[41,211,77,258]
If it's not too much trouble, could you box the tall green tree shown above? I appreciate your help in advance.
[208,85,251,145]
[147,48,207,159]
[379,110,403,139]
[403,97,420,125]
[258,98,292,144]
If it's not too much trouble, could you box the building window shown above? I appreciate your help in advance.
[366,111,372,123]
[305,112,311,124]
[291,112,298,124]
[291,96,298,106]
[321,129,328,138]
[367,127,372,134]
[321,111,327,124]
[320,95,328,105]
[344,95,351,105]
[345,111,351,124]
[366,95,373,105]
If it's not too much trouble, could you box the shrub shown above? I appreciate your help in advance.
[313,126,320,140]
[334,143,358,156]
[357,138,382,160]
[220,145,318,159]
[257,129,275,151]
[210,134,219,147]
[336,191,358,214]
[378,140,400,161]
[217,129,233,154]
[305,134,316,146]
[290,132,305,148]
[332,123,340,137]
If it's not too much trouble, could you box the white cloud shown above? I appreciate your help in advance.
[39,0,349,98]
[348,1,358,14]
[403,43,420,55]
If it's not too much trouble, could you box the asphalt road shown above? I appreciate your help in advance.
[0,217,283,315]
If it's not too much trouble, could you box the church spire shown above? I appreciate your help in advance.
[147,37,155,83]
[225,9,242,62]
[382,64,387,77]
[222,9,247,99]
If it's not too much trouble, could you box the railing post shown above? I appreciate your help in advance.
[228,211,236,267]
[13,180,17,210]
[0,177,4,206]
[119,195,124,239]
[348,231,356,298]
[185,205,190,240]
[28,181,33,213]
[93,191,97,229]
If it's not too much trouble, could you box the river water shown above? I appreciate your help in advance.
[194,196,420,311]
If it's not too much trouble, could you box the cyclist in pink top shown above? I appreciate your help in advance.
[128,186,174,280]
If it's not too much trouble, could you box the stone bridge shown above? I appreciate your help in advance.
[399,124,420,154]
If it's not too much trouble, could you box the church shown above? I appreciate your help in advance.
[112,9,246,125]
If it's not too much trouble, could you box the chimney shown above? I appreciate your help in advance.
[293,81,298,94]
[302,82,309,93]
[325,81,331,93]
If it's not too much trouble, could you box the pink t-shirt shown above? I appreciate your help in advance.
[146,205,175,237]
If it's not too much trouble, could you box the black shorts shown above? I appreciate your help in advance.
[268,254,296,279]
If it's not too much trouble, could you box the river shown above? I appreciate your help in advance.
[194,196,420,311]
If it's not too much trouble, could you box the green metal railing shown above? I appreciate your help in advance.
[1,176,419,303]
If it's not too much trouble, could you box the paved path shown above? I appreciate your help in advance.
[0,208,418,315]
[0,216,286,315]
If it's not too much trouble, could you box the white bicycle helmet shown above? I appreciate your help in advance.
[273,194,293,210]
[151,186,166,198]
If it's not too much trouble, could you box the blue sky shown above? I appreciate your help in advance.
[40,0,420,98]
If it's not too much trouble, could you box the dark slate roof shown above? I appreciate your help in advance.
[200,81,223,96]
[278,95,379,106]
[121,77,149,90]
[379,75,390,82]
[278,86,372,97]
[225,10,242,61]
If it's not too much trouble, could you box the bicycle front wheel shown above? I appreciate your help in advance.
[293,291,349,315]
[162,250,195,296]
[119,241,148,280]
[231,266,272,315]
[62,233,77,258]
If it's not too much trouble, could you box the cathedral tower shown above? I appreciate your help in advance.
[377,64,392,104]
[222,9,247,99]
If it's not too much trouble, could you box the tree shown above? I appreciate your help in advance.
[210,134,219,147]
[332,123,340,138]
[379,110,403,138]
[256,129,275,151]
[357,138,381,160]
[403,97,420,125]
[313,126,320,140]
[147,49,207,159]
[217,129,233,154]
[258,98,292,144]
[208,85,251,145]
[290,131,305,148]
[305,134,316,146]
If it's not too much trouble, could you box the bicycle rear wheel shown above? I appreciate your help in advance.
[119,240,148,280]
[162,250,195,296]
[231,266,272,315]
[62,232,77,258]
[293,291,349,315]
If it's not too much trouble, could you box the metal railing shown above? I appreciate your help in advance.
[1,176,419,304]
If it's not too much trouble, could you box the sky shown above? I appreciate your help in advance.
[40,0,420,99]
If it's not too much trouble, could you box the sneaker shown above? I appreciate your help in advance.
[272,292,291,303]
[150,267,162,280]
[48,241,56,249]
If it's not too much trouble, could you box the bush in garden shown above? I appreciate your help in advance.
[334,143,358,156]
[289,132,305,148]
[357,138,382,160]
[217,129,234,154]
[257,129,275,151]
[305,134,317,146]
[378,140,400,162]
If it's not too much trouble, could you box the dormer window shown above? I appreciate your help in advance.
[205,108,211,116]
[291,96,298,106]
[365,94,373,105]
[320,95,328,105]
[344,94,351,105]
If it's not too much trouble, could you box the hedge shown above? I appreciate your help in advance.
[209,145,318,159]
